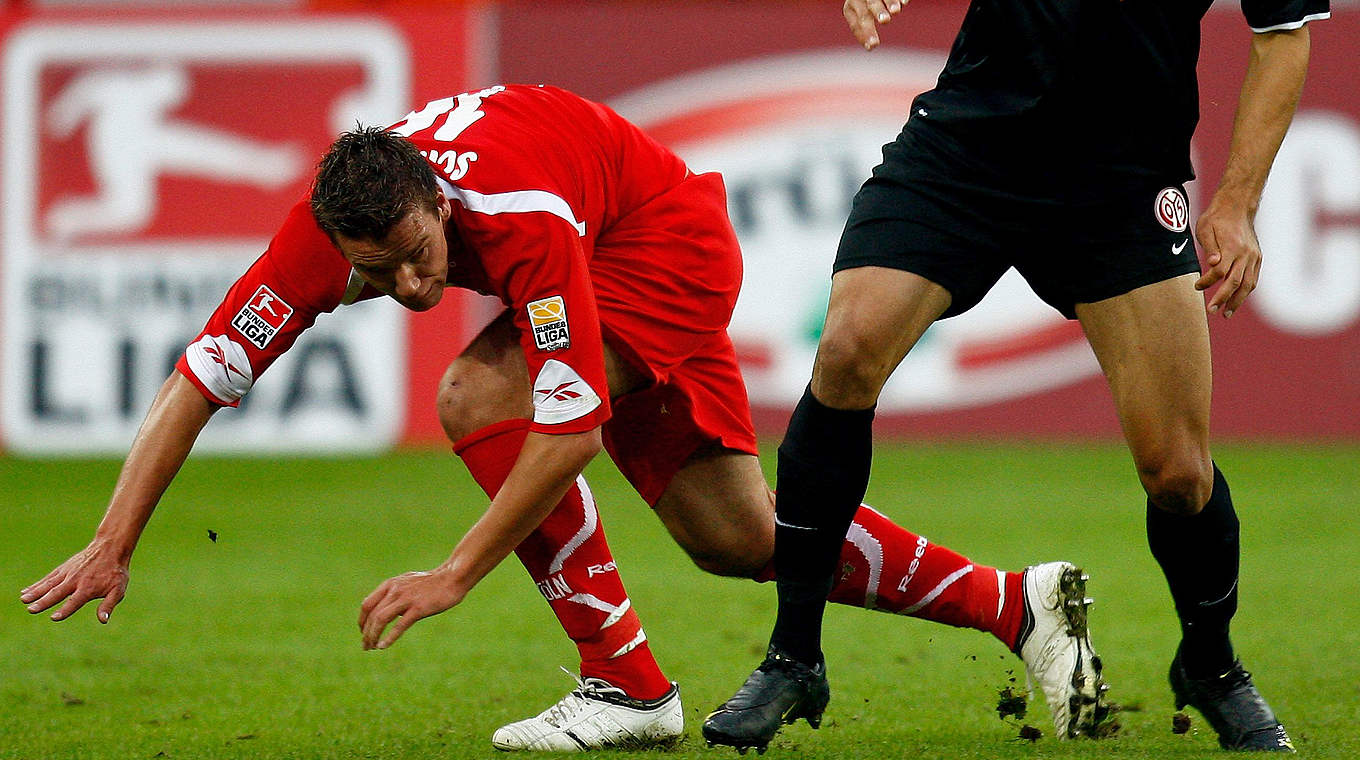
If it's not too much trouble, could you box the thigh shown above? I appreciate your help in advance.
[1076,273,1212,471]
[836,178,1011,319]
[650,447,775,577]
[812,266,952,408]
[602,330,758,506]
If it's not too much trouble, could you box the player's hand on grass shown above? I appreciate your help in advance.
[359,568,467,650]
[1194,203,1263,319]
[844,0,906,50]
[20,541,129,623]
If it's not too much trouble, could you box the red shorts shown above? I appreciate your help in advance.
[589,171,758,505]
[600,330,758,506]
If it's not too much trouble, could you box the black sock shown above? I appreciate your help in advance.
[768,386,875,665]
[1146,462,1239,678]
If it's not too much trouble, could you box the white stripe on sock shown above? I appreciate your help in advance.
[609,629,647,659]
[995,568,1006,621]
[902,564,974,615]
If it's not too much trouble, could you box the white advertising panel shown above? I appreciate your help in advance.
[2,20,411,453]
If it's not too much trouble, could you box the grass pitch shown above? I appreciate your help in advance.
[2,443,1357,759]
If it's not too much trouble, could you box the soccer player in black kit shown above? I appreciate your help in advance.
[705,0,1328,753]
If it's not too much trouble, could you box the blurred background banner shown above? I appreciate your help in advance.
[1,1,1356,453]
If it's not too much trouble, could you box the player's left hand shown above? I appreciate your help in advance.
[1193,204,1262,319]
[359,568,466,650]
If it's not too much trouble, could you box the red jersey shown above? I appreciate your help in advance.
[176,84,738,435]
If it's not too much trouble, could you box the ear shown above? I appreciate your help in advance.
[435,187,452,223]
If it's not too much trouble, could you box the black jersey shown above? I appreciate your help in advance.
[894,0,1330,196]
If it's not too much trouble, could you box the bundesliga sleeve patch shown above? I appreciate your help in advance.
[527,295,571,351]
[532,359,602,425]
[232,285,294,349]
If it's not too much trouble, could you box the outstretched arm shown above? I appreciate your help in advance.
[20,372,217,622]
[358,427,602,650]
[1195,26,1312,318]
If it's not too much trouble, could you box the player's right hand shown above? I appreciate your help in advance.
[844,0,906,51]
[20,541,129,624]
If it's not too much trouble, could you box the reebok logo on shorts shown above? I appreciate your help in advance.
[232,285,293,349]
[1154,187,1189,233]
[527,295,571,351]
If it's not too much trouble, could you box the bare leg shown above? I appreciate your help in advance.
[1077,274,1237,675]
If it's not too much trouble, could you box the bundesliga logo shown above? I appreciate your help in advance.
[527,295,571,351]
[231,285,294,349]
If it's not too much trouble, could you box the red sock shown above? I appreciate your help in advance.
[454,419,671,699]
[761,504,1026,650]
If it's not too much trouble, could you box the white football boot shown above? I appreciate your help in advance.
[491,672,683,751]
[1014,561,1111,739]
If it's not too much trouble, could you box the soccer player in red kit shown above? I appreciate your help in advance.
[21,85,1105,750]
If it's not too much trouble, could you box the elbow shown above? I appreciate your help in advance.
[571,427,604,465]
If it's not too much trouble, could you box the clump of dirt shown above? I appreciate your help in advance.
[1017,725,1043,742]
[1090,715,1123,738]
[1172,712,1192,734]
[996,686,1028,720]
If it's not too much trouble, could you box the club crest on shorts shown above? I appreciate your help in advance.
[527,295,571,351]
[232,285,293,349]
[1154,187,1189,233]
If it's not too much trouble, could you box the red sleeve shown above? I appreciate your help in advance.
[175,200,351,407]
[457,204,610,435]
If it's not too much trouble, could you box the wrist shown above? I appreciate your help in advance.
[433,561,474,600]
[1204,186,1259,219]
[90,529,137,563]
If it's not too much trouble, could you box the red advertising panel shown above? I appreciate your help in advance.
[487,0,1359,440]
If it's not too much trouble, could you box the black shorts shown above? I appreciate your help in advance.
[834,173,1203,320]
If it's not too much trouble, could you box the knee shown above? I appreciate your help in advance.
[811,331,891,409]
[1139,454,1213,515]
[688,540,772,579]
[436,360,530,443]
[681,515,773,579]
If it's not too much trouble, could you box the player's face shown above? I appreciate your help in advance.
[335,190,452,312]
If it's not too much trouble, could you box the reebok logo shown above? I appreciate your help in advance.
[896,535,930,593]
[201,342,250,381]
[531,359,602,425]
[587,561,617,577]
[536,381,583,403]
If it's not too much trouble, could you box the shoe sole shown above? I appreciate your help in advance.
[1055,565,1112,738]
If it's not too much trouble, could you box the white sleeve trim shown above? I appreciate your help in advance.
[183,334,254,404]
[436,177,587,237]
[532,358,603,426]
[1251,11,1330,33]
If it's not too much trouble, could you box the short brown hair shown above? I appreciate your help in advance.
[310,126,439,241]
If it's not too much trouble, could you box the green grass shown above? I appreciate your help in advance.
[2,443,1357,759]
